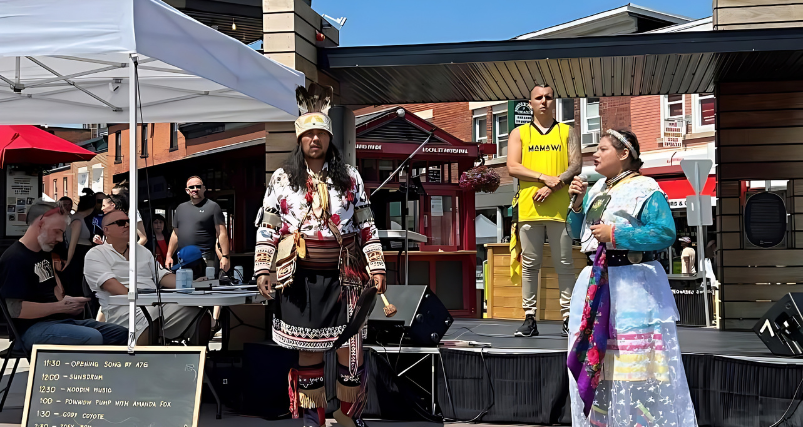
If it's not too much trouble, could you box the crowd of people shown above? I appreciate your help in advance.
[0,176,230,353]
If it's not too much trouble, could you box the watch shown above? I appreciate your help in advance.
[221,255,230,259]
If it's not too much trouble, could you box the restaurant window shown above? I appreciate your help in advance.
[692,93,716,133]
[557,98,575,125]
[378,160,394,183]
[140,124,148,158]
[360,159,378,182]
[428,195,456,247]
[114,130,122,163]
[581,98,600,147]
[389,200,419,232]
[662,94,685,122]
[63,177,68,197]
[170,123,179,151]
[494,114,508,157]
[473,115,487,143]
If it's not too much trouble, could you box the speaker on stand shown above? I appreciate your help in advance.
[367,285,453,347]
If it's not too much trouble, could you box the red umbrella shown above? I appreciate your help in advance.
[0,125,97,168]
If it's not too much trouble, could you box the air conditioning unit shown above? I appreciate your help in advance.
[581,130,600,147]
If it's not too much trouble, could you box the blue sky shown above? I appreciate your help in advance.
[312,1,712,47]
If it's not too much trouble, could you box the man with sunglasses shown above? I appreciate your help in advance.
[166,176,229,275]
[84,210,207,344]
[0,201,127,353]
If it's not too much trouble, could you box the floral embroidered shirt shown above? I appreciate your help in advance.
[254,163,384,277]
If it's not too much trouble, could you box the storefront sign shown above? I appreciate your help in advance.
[661,119,684,147]
[508,100,533,129]
[422,147,468,154]
[356,143,382,150]
[669,198,687,209]
[6,168,37,237]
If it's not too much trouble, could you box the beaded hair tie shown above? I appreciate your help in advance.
[607,129,639,159]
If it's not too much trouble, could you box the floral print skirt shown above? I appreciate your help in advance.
[568,262,698,427]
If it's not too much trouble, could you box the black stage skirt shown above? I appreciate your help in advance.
[272,267,351,352]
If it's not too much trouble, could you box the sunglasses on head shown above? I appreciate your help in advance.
[187,185,202,190]
[109,219,130,227]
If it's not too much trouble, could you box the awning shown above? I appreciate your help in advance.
[657,175,716,209]
[320,27,803,105]
[0,125,96,167]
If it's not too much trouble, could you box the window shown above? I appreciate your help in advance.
[473,116,487,143]
[494,114,508,156]
[53,179,57,199]
[91,166,103,193]
[140,124,148,158]
[581,98,601,146]
[665,94,684,119]
[557,99,575,125]
[63,177,68,197]
[114,130,122,163]
[692,93,716,133]
[170,123,179,151]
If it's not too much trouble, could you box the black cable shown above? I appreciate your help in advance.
[437,346,495,423]
[769,372,803,427]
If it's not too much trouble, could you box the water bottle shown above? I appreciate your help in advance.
[234,266,244,283]
[176,268,193,293]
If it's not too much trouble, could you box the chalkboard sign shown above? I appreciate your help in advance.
[22,345,205,427]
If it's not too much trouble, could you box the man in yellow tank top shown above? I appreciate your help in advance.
[507,84,581,337]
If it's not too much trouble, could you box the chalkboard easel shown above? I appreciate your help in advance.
[22,345,206,427]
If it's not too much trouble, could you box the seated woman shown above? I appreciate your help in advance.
[565,129,697,427]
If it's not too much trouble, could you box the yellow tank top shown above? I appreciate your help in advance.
[517,121,571,222]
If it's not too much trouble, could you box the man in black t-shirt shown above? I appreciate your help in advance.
[166,176,230,274]
[0,201,127,353]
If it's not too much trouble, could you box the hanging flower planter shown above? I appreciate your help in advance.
[459,165,501,193]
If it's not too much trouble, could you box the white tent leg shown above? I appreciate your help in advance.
[127,54,139,353]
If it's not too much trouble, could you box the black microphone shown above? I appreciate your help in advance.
[569,174,588,207]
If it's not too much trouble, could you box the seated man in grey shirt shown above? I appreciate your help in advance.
[84,209,209,345]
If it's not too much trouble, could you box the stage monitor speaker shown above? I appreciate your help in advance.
[367,285,453,347]
[744,191,787,248]
[753,292,803,356]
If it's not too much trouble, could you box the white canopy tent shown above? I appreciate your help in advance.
[0,0,305,351]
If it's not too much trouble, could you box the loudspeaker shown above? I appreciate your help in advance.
[753,292,803,356]
[367,285,453,346]
[744,191,787,248]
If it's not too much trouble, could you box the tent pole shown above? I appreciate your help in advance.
[127,54,139,353]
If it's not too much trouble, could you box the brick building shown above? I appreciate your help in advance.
[355,6,716,279]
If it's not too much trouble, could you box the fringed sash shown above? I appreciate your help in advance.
[567,245,612,417]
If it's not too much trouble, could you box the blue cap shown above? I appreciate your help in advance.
[171,245,204,271]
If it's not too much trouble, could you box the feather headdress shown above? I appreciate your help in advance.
[294,83,334,140]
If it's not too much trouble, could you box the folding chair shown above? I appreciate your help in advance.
[0,296,29,412]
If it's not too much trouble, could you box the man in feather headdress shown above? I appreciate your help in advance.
[255,83,386,427]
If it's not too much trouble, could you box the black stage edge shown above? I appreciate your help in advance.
[232,319,803,426]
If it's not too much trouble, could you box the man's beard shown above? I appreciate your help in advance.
[37,230,54,252]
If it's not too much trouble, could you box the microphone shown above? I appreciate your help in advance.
[569,174,588,207]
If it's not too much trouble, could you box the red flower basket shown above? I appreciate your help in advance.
[459,165,501,193]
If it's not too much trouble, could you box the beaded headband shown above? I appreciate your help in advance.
[606,129,639,159]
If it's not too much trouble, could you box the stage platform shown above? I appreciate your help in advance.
[358,319,803,427]
[443,318,777,357]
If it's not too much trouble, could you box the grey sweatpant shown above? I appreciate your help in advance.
[519,220,575,318]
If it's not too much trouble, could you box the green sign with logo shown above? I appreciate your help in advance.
[507,100,533,133]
